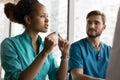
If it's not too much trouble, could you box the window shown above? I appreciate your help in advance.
[73,0,120,46]
[0,3,9,43]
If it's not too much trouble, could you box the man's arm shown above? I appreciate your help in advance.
[71,68,102,80]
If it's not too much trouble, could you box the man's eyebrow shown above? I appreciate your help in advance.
[87,20,100,22]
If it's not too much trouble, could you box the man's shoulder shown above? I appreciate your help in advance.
[101,42,111,49]
[71,38,87,46]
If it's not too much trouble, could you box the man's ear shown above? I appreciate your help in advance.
[24,15,31,25]
[103,24,106,30]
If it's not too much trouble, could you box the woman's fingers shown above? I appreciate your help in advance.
[58,34,70,53]
[43,32,58,53]
[47,32,56,38]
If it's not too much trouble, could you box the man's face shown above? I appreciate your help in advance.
[86,15,106,38]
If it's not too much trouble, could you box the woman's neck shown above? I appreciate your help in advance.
[26,29,39,54]
[25,29,39,43]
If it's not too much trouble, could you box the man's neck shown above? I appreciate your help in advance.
[87,37,100,51]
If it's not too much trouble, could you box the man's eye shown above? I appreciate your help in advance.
[88,21,92,24]
[95,22,99,25]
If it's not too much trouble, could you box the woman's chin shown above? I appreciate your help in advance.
[41,30,48,33]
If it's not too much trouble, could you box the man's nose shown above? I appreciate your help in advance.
[89,23,95,28]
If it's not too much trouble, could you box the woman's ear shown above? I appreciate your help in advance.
[24,15,31,25]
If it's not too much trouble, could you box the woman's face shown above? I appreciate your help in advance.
[27,4,49,33]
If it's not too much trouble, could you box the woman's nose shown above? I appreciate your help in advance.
[45,18,49,23]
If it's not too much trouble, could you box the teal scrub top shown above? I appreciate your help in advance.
[69,38,111,79]
[1,31,59,80]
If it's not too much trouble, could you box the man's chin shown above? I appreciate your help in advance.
[88,34,101,38]
[88,36,96,38]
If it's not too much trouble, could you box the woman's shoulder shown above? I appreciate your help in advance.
[1,34,22,46]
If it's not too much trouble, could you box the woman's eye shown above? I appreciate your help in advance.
[40,15,48,18]
[40,15,45,17]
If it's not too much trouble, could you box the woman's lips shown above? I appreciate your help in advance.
[45,24,48,29]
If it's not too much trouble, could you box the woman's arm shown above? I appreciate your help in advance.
[56,34,70,80]
[19,32,57,80]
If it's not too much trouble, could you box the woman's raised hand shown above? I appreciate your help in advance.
[43,32,57,54]
[58,34,70,58]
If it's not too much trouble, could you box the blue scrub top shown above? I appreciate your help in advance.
[1,31,59,80]
[69,38,111,79]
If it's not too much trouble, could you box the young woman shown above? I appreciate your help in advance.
[1,0,69,80]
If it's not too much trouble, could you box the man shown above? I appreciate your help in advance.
[69,10,111,80]
[106,8,120,80]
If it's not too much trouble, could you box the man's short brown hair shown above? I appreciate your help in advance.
[86,10,106,24]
